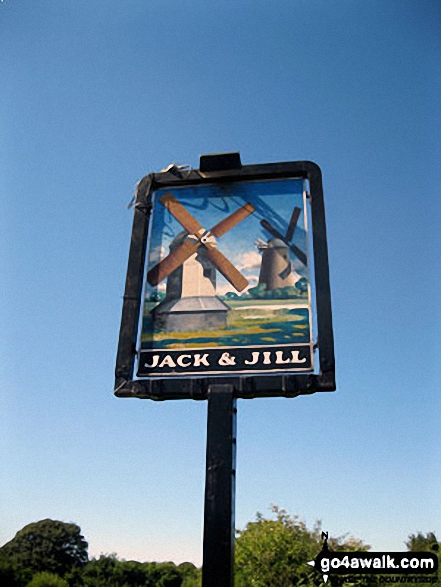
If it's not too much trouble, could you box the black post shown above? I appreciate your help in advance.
[202,384,237,587]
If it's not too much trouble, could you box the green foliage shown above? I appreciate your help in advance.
[148,291,165,302]
[81,555,119,587]
[235,506,370,587]
[82,555,184,587]
[178,563,200,587]
[405,533,441,587]
[63,565,84,587]
[406,532,439,552]
[177,562,196,574]
[0,559,31,587]
[0,520,88,580]
[235,506,319,587]
[243,283,305,300]
[295,277,308,294]
[181,568,201,587]
[246,284,267,299]
[4,516,440,587]
[26,572,68,587]
[155,563,182,587]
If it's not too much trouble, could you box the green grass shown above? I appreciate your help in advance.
[141,304,311,349]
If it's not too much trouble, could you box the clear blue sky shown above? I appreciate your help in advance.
[1,0,440,565]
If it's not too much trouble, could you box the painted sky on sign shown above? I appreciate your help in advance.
[1,0,440,567]
[146,179,306,296]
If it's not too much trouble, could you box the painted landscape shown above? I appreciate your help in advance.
[140,178,314,353]
[141,299,310,350]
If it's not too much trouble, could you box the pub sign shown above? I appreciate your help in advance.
[115,154,335,399]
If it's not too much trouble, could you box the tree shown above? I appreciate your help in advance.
[406,532,439,552]
[224,291,239,300]
[117,560,153,586]
[181,570,201,587]
[0,520,88,579]
[179,563,201,587]
[235,506,319,587]
[235,506,370,587]
[148,562,183,587]
[295,277,308,295]
[148,291,165,302]
[26,572,68,587]
[406,532,441,587]
[0,559,29,587]
[82,555,120,587]
[82,556,187,587]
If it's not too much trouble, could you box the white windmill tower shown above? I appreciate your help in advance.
[146,193,254,332]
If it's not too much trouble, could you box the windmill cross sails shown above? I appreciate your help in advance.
[260,205,307,266]
[147,193,255,292]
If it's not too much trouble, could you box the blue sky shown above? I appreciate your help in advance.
[1,0,440,565]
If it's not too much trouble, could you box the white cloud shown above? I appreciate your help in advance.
[237,250,262,271]
[216,282,237,296]
[149,244,167,264]
[216,274,259,296]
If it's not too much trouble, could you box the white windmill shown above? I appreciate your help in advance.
[146,193,255,332]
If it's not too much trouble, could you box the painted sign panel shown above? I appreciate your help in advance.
[137,178,314,377]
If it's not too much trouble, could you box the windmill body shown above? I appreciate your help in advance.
[258,238,297,290]
[257,205,307,292]
[165,232,217,299]
[146,195,254,334]
[152,232,229,332]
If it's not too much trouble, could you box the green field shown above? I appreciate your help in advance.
[141,299,310,349]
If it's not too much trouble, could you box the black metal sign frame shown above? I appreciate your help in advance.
[115,154,335,400]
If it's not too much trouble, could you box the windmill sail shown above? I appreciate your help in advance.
[147,193,254,292]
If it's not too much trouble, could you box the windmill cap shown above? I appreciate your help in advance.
[267,237,288,248]
[169,230,193,248]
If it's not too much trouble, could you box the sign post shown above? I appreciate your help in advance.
[202,384,236,587]
[115,153,335,584]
